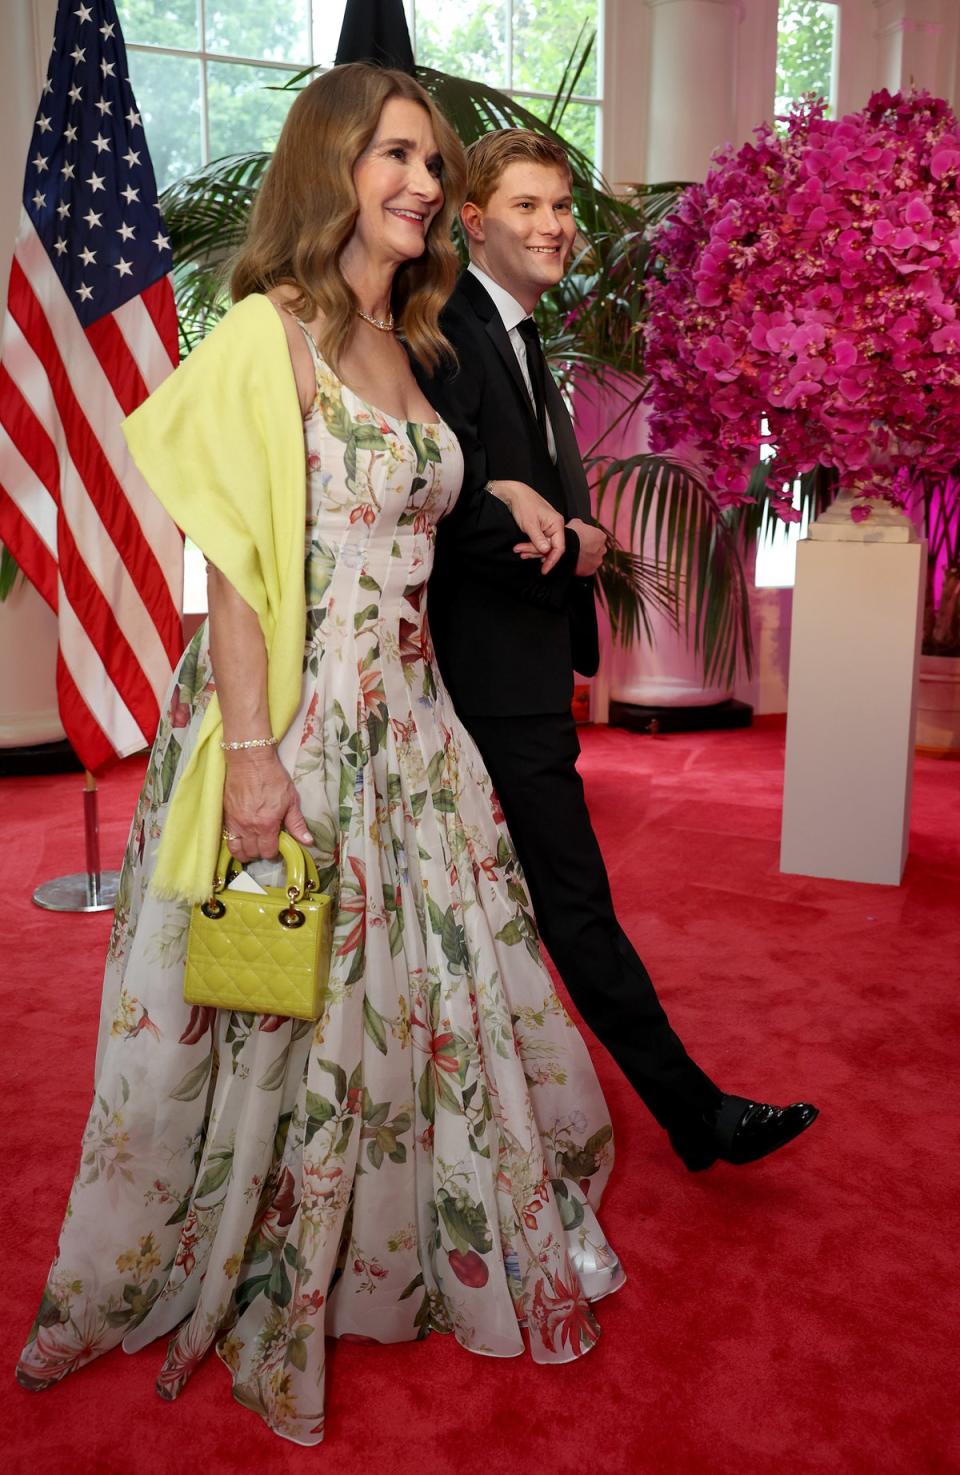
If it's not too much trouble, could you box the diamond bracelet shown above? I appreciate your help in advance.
[219,736,279,751]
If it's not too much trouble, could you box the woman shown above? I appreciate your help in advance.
[16,65,623,1446]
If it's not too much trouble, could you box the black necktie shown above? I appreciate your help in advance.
[516,316,549,441]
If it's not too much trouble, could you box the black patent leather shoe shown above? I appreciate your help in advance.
[715,1093,819,1166]
[669,1094,819,1172]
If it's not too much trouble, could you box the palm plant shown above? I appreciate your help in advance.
[0,545,18,600]
[156,33,758,682]
[3,32,760,685]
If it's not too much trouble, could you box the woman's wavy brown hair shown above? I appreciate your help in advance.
[230,64,465,372]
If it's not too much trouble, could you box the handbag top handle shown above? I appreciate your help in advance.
[210,832,320,902]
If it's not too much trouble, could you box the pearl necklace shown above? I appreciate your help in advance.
[356,307,395,333]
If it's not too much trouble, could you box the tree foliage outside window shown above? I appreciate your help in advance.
[116,0,601,193]
[414,0,601,161]
[117,0,311,189]
[775,0,837,119]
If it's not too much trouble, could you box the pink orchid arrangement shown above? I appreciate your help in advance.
[645,90,960,518]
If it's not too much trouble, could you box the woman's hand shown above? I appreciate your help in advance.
[222,749,314,865]
[486,479,566,575]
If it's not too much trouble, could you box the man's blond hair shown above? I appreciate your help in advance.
[465,128,572,208]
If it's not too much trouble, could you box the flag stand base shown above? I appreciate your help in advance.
[32,771,120,914]
[33,870,120,913]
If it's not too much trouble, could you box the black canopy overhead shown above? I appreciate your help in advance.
[335,0,416,72]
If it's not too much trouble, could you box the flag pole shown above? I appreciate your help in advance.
[32,769,120,913]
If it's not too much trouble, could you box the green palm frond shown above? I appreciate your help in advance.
[540,20,594,133]
[591,454,754,683]
[155,45,754,686]
[160,35,658,357]
[595,537,679,647]
[0,545,22,601]
[540,185,685,383]
[162,151,269,351]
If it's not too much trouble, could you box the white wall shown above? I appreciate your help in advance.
[0,3,57,293]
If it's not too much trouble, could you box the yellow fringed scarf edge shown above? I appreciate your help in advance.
[122,295,307,904]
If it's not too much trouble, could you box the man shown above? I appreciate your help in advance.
[419,129,818,1171]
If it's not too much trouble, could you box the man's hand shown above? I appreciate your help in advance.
[567,518,607,577]
[486,478,566,575]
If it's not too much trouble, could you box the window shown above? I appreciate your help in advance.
[775,0,839,120]
[411,0,603,164]
[117,1,349,192]
[754,458,814,590]
[757,4,838,587]
[118,1,602,194]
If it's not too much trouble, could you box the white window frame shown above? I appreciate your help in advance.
[761,0,841,588]
[124,1,604,182]
[123,0,314,172]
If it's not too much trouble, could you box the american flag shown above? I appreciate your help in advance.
[0,0,183,772]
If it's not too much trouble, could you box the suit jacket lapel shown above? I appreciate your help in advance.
[455,271,592,521]
[457,271,539,425]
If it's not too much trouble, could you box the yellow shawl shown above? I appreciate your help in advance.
[122,293,306,902]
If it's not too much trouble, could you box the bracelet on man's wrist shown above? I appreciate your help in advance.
[219,736,279,751]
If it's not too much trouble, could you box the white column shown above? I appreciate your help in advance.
[644,0,741,183]
[873,0,960,101]
[601,0,651,188]
[735,0,780,142]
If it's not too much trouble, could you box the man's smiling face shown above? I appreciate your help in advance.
[463,160,576,312]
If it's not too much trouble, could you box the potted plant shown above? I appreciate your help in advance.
[909,469,960,751]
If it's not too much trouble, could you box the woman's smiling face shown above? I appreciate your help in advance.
[350,96,445,269]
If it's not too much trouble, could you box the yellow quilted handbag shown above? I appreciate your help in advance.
[184,834,333,1020]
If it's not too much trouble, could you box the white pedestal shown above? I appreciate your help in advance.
[780,515,925,885]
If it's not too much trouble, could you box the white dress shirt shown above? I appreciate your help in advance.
[467,262,558,463]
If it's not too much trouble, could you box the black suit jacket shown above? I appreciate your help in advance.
[415,270,599,717]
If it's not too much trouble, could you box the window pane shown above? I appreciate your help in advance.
[512,0,600,98]
[414,0,508,88]
[519,95,599,166]
[313,0,348,67]
[116,0,199,50]
[204,0,311,64]
[775,0,838,117]
[207,63,300,159]
[126,51,202,191]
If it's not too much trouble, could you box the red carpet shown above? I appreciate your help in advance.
[1,720,957,1475]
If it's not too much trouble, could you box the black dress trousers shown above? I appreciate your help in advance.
[465,710,724,1135]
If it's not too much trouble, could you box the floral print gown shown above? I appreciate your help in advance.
[17,327,625,1446]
